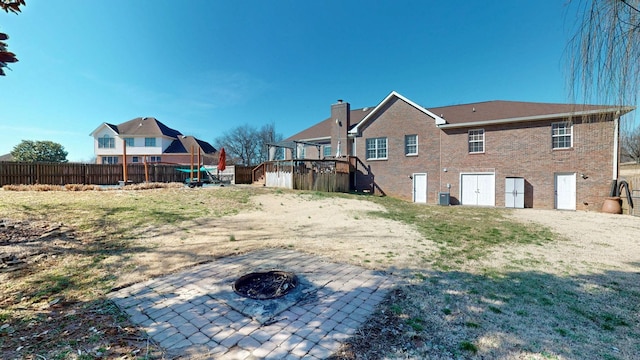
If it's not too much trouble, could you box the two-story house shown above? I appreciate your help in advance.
[286,91,635,211]
[90,117,217,165]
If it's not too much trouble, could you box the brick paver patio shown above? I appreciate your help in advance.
[109,248,397,359]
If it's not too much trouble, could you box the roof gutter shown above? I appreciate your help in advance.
[437,106,635,129]
[291,136,331,143]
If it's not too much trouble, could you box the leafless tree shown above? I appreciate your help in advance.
[216,123,283,166]
[621,125,640,163]
[567,0,640,109]
[256,122,283,163]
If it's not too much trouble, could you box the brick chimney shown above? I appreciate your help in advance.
[331,99,350,157]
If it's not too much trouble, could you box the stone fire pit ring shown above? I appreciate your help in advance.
[232,270,299,300]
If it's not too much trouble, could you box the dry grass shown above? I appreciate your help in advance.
[0,186,638,359]
[2,182,184,192]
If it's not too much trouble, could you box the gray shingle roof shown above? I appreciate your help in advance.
[285,107,374,141]
[288,96,633,141]
[165,135,216,154]
[428,100,623,125]
[115,117,183,138]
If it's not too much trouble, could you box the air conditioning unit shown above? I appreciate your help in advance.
[438,192,450,206]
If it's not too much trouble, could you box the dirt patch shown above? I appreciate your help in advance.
[2,189,639,359]
[113,192,429,288]
[0,219,166,359]
[504,209,640,274]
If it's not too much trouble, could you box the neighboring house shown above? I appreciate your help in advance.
[285,91,635,211]
[0,153,15,161]
[90,117,217,165]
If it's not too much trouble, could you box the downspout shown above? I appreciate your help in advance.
[352,136,357,189]
[439,127,442,202]
[613,111,620,180]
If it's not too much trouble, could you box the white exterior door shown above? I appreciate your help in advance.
[505,177,525,208]
[413,173,427,203]
[555,173,576,210]
[460,173,495,206]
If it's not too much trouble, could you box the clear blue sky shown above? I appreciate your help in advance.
[0,1,633,162]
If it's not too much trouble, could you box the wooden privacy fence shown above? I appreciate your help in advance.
[261,159,351,192]
[293,160,351,192]
[0,162,190,186]
[234,165,253,184]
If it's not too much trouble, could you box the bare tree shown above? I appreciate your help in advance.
[621,125,640,163]
[216,125,260,167]
[216,123,283,166]
[568,0,640,109]
[256,122,283,163]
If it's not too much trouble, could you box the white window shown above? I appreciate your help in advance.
[98,135,115,149]
[552,122,572,149]
[323,145,332,158]
[132,156,140,163]
[150,156,161,163]
[468,129,485,153]
[366,137,388,160]
[405,135,418,156]
[124,137,135,147]
[145,137,156,147]
[101,156,118,164]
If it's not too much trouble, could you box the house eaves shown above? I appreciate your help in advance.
[299,136,331,143]
[89,122,118,136]
[437,106,636,129]
[349,91,446,135]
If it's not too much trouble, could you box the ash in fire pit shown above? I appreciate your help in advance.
[233,271,298,300]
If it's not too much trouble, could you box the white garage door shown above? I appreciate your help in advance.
[461,173,495,206]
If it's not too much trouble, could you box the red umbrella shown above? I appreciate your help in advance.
[218,147,226,173]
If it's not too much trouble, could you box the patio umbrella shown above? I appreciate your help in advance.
[218,147,226,174]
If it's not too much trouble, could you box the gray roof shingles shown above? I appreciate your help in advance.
[112,117,215,155]
[115,117,183,138]
[288,99,627,141]
[285,107,374,142]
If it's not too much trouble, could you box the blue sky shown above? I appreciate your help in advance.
[0,1,631,162]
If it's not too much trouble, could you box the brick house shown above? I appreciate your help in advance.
[285,91,635,210]
[90,117,217,165]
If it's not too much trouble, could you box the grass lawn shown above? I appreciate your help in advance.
[0,185,637,359]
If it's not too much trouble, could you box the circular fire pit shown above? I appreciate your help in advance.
[233,271,298,300]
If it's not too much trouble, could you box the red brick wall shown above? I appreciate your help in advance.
[352,97,617,210]
[439,118,615,210]
[353,97,443,202]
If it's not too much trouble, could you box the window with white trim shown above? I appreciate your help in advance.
[124,137,134,147]
[132,156,140,163]
[366,137,388,160]
[145,137,156,147]
[98,135,115,149]
[101,156,118,164]
[150,156,161,163]
[468,129,485,153]
[323,145,332,158]
[405,134,418,156]
[552,122,572,149]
